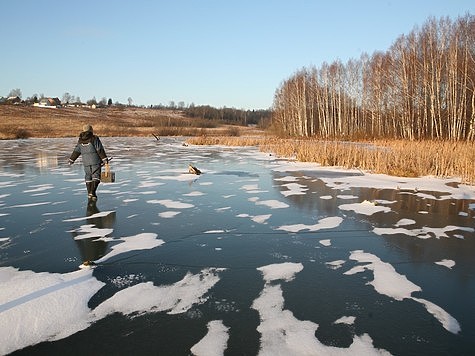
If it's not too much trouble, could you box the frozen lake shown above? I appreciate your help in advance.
[1,137,474,355]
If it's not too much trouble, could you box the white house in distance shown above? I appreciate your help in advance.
[34,97,61,108]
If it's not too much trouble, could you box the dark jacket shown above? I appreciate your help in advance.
[69,131,108,166]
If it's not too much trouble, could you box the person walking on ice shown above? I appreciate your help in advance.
[69,124,109,201]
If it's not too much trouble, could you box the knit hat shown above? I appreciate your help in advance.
[83,124,93,132]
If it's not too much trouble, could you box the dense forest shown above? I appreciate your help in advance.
[183,105,271,127]
[272,14,475,140]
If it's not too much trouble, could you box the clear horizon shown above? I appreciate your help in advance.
[1,0,474,110]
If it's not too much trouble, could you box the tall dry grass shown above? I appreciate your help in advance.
[188,136,475,184]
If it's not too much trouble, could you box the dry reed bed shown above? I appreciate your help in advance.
[188,136,475,184]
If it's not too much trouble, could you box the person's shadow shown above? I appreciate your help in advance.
[72,202,116,266]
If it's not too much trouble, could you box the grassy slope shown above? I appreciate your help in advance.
[0,105,261,139]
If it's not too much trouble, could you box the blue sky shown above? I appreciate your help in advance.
[1,1,474,110]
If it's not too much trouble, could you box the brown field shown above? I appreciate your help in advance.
[0,105,261,139]
[1,105,474,184]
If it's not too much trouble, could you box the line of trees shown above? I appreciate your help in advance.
[272,14,475,140]
[184,105,271,126]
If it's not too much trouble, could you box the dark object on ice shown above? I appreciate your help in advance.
[152,133,160,141]
[188,164,201,175]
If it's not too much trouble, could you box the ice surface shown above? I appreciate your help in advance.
[0,267,104,355]
[92,268,223,318]
[0,138,473,354]
[345,250,460,334]
[253,262,391,355]
[0,266,223,354]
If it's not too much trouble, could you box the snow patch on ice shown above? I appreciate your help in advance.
[411,297,461,334]
[69,224,113,240]
[344,250,460,334]
[334,316,356,325]
[183,191,205,196]
[253,262,390,355]
[159,211,181,218]
[395,218,416,227]
[0,266,224,355]
[249,197,289,209]
[257,262,303,283]
[345,250,421,300]
[280,182,308,197]
[237,213,272,224]
[339,200,391,215]
[277,216,343,233]
[190,320,229,356]
[373,225,474,239]
[92,268,224,317]
[326,260,346,270]
[147,199,194,209]
[63,210,116,222]
[94,233,165,263]
[9,202,51,208]
[0,267,104,355]
[337,194,358,200]
[435,259,455,269]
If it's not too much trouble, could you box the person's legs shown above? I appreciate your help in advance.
[91,179,100,200]
[86,181,93,199]
[91,164,101,201]
[84,166,94,199]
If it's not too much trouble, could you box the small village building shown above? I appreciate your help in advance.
[34,97,62,108]
[6,96,22,104]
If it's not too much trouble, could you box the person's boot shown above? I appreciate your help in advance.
[86,182,93,200]
[91,180,99,201]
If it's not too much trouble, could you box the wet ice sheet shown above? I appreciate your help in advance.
[0,137,474,355]
[0,265,224,355]
[252,262,391,355]
[344,250,461,334]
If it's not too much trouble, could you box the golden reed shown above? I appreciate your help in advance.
[188,136,475,185]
